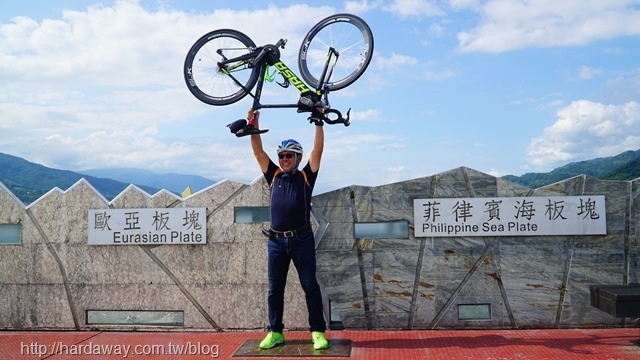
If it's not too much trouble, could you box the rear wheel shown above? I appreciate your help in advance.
[184,29,259,106]
[298,13,374,91]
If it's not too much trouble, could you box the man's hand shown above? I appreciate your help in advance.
[309,107,324,126]
[230,108,268,137]
[247,108,260,127]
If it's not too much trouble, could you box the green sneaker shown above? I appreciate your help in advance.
[259,331,284,349]
[311,331,329,350]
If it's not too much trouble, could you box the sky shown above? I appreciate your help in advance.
[0,0,639,195]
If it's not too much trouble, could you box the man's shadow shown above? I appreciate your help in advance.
[353,332,640,356]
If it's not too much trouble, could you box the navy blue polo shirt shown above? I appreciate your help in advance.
[264,160,317,231]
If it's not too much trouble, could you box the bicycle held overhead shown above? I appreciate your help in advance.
[183,13,374,136]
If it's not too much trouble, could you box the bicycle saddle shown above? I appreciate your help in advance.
[227,119,269,137]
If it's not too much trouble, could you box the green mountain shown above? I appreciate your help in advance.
[2,149,639,205]
[601,157,640,180]
[79,168,216,194]
[502,149,640,188]
[0,153,162,205]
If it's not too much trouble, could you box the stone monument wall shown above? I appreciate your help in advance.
[0,167,637,330]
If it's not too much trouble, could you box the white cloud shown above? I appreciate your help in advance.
[577,66,603,80]
[330,133,397,147]
[512,93,564,108]
[487,167,511,177]
[30,126,257,182]
[527,100,640,170]
[0,2,332,86]
[2,0,638,194]
[603,68,640,102]
[448,0,483,11]
[386,165,405,172]
[351,108,383,122]
[423,68,457,80]
[382,0,446,18]
[375,52,419,69]
[344,0,383,13]
[374,53,455,81]
[378,143,405,151]
[457,1,640,53]
[0,1,338,184]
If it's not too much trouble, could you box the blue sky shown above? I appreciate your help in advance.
[0,0,639,195]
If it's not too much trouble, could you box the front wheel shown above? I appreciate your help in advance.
[183,29,259,106]
[298,13,374,91]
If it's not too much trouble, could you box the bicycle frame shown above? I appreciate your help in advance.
[219,40,348,125]
[251,59,311,111]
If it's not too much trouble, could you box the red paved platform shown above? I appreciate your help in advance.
[1,328,639,359]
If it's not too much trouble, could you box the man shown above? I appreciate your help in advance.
[247,108,329,350]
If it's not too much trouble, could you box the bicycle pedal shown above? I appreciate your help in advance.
[235,126,269,137]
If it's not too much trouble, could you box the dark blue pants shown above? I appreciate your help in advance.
[267,228,326,333]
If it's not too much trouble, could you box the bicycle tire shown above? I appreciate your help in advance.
[298,13,374,91]
[184,29,259,106]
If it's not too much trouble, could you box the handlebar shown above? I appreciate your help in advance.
[308,108,350,126]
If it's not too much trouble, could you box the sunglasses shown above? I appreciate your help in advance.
[278,153,295,159]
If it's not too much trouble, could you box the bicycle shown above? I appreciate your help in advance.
[183,13,374,136]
